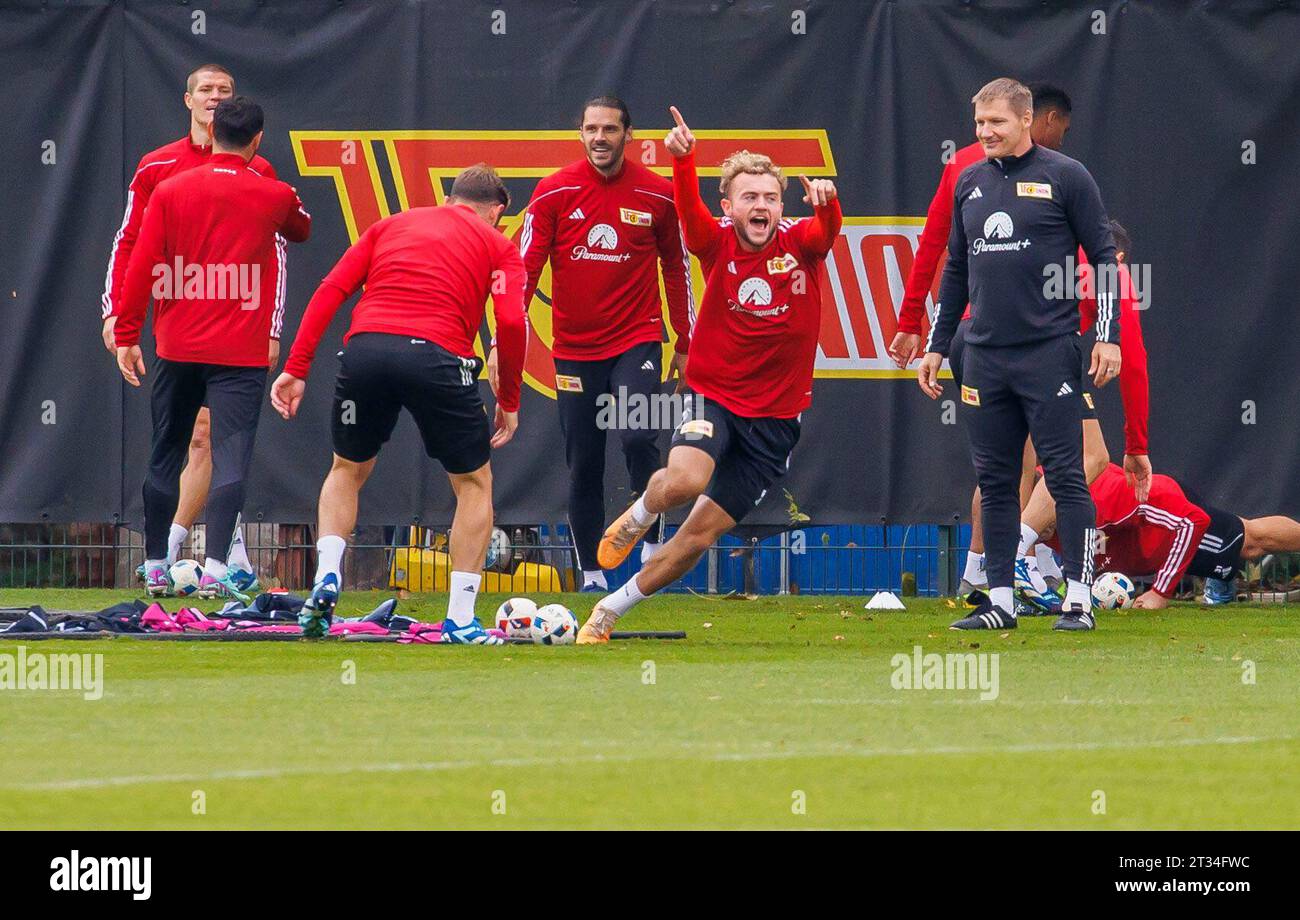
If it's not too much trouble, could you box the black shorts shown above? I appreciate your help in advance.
[1182,491,1247,581]
[331,333,490,474]
[669,396,800,523]
[952,321,1097,419]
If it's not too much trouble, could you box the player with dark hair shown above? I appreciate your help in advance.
[499,95,693,592]
[274,164,527,643]
[917,78,1121,631]
[116,96,312,601]
[101,64,280,593]
[575,106,840,644]
[1033,463,1300,609]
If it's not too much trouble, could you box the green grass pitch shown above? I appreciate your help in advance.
[1,588,1297,829]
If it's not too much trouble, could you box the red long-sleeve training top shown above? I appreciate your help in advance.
[103,136,284,334]
[1049,463,1211,598]
[284,203,528,412]
[116,153,311,366]
[672,150,841,419]
[519,157,693,360]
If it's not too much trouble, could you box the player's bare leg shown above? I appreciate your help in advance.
[596,444,714,569]
[440,462,503,643]
[580,493,734,644]
[159,408,212,569]
[1241,516,1300,560]
[299,454,376,636]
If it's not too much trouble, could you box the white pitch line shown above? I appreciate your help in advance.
[788,697,1157,706]
[13,734,1296,792]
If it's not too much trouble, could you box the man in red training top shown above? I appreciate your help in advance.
[272,165,527,644]
[1033,463,1300,609]
[575,106,841,644]
[501,96,694,592]
[116,96,311,602]
[102,63,281,591]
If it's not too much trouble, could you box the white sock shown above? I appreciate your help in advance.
[1022,555,1050,594]
[641,541,660,564]
[629,495,658,527]
[227,522,252,571]
[1017,523,1039,558]
[167,524,188,565]
[447,571,482,626]
[204,557,228,580]
[990,586,1015,616]
[582,569,608,590]
[314,535,346,586]
[1065,579,1092,610]
[600,575,648,619]
[1036,544,1063,580]
[963,551,987,586]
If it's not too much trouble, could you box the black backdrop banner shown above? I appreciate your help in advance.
[1,0,1297,526]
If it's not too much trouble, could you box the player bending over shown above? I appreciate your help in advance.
[574,106,841,644]
[1032,463,1300,609]
[272,165,527,642]
[103,64,280,593]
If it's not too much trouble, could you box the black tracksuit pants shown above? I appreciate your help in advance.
[554,340,666,572]
[144,358,265,563]
[960,333,1096,591]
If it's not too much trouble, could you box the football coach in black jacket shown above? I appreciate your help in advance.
[918,77,1120,633]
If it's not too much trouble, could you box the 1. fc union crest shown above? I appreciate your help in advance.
[290,128,946,396]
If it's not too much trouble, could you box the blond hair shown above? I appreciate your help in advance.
[719,150,787,197]
[972,77,1032,116]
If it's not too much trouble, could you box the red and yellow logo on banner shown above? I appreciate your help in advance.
[290,129,950,396]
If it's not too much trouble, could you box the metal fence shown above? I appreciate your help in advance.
[3,522,1297,600]
[0,521,967,596]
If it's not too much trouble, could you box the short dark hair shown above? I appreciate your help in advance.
[1109,219,1132,258]
[187,63,234,94]
[450,163,510,209]
[212,96,264,149]
[1028,82,1072,116]
[580,95,631,130]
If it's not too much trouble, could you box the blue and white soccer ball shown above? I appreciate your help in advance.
[530,603,578,645]
[1091,572,1136,609]
[168,559,204,596]
[495,597,537,639]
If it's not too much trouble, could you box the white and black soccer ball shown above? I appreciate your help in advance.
[169,559,204,596]
[495,597,537,639]
[484,527,513,572]
[530,603,578,645]
[1091,572,1136,609]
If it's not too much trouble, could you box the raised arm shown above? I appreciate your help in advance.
[665,107,723,257]
[794,174,842,257]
